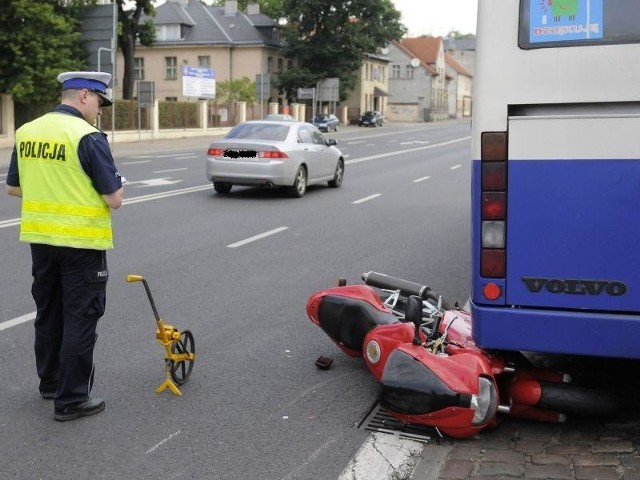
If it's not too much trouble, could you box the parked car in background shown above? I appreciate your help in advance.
[359,111,384,127]
[264,114,295,121]
[206,121,345,198]
[312,113,340,132]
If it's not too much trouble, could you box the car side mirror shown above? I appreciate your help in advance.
[327,139,337,146]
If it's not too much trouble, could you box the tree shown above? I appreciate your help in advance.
[275,0,405,102]
[216,77,256,123]
[0,0,87,106]
[117,0,155,100]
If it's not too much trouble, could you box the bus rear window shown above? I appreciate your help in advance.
[519,0,640,49]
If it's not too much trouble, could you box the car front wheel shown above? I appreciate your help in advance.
[290,166,307,197]
[328,159,344,188]
[213,181,232,194]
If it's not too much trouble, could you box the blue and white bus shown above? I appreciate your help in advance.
[471,0,640,358]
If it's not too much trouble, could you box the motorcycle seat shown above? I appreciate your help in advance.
[318,294,398,352]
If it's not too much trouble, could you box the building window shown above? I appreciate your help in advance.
[405,65,414,79]
[156,24,181,41]
[277,58,283,73]
[267,56,273,73]
[198,56,210,68]
[165,97,178,102]
[165,57,177,80]
[134,57,145,81]
[391,64,401,79]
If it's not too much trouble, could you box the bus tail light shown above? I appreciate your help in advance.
[480,132,507,281]
[482,250,505,277]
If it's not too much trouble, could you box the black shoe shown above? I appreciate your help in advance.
[40,388,56,400]
[54,397,105,422]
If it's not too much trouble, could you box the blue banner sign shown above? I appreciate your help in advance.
[529,0,603,43]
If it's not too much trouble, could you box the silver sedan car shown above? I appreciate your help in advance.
[206,121,345,197]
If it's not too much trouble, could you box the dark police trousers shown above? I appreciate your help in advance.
[30,244,108,409]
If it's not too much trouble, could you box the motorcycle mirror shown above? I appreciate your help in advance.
[406,295,423,346]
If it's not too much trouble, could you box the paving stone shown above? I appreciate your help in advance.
[440,459,475,479]
[513,440,546,455]
[482,449,526,464]
[530,453,570,465]
[592,440,635,454]
[477,462,524,477]
[560,426,600,443]
[468,476,520,480]
[574,465,620,480]
[620,454,640,468]
[448,445,484,462]
[546,443,592,455]
[622,467,640,480]
[524,464,573,479]
[572,453,620,467]
[515,422,561,441]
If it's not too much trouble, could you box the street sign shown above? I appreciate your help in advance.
[137,81,155,107]
[297,88,315,100]
[182,66,216,99]
[255,73,270,101]
[317,78,339,102]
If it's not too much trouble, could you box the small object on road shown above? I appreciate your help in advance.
[315,355,334,370]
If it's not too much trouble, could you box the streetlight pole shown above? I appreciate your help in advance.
[111,0,117,146]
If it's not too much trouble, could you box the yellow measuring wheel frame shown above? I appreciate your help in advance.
[126,274,196,396]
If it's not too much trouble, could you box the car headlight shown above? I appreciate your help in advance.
[470,376,498,425]
[365,340,381,364]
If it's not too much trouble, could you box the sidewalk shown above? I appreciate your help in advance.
[410,412,640,480]
[0,132,224,170]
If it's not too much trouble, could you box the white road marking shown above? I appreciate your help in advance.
[347,140,366,145]
[0,218,20,229]
[451,164,462,170]
[353,194,382,204]
[226,226,289,248]
[0,312,36,332]
[413,175,431,183]
[401,140,429,145]
[337,433,424,480]
[123,185,211,205]
[126,178,183,187]
[345,136,470,165]
[122,160,152,165]
[154,168,188,173]
[145,430,182,455]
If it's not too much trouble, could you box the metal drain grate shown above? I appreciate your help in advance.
[358,401,441,444]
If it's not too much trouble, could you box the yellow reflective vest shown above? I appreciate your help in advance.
[15,112,113,250]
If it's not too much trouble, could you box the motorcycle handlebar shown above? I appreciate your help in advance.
[361,271,436,302]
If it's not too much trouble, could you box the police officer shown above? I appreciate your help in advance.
[5,71,124,421]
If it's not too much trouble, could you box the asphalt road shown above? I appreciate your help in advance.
[0,122,472,479]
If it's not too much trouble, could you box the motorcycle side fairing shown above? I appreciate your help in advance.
[306,285,397,357]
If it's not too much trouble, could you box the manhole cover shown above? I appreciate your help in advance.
[358,401,444,444]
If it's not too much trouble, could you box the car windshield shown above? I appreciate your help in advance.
[225,123,290,141]
[363,111,375,116]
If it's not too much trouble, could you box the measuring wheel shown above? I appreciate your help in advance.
[169,330,195,385]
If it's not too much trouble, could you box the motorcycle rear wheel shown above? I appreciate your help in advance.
[538,381,625,416]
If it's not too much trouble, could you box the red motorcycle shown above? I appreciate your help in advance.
[306,272,627,438]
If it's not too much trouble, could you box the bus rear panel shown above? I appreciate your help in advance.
[471,0,640,358]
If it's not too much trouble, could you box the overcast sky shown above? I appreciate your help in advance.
[391,0,478,37]
[159,0,478,37]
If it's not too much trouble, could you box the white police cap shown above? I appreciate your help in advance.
[57,71,113,107]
